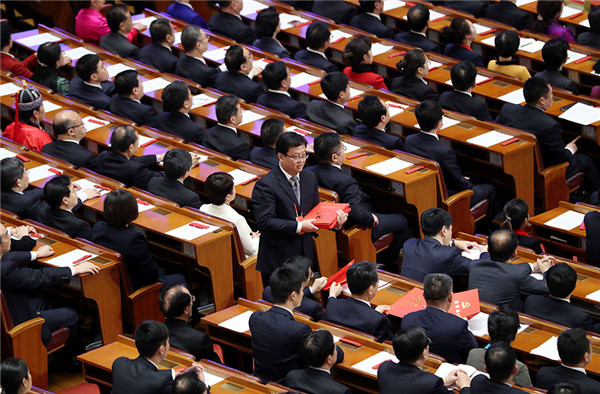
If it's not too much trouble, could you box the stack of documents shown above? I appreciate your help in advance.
[467,130,513,148]
[351,351,399,375]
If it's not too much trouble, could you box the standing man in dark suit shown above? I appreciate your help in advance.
[378,327,472,394]
[176,25,219,88]
[470,343,527,394]
[440,61,492,121]
[139,18,178,73]
[286,330,352,394]
[202,95,252,160]
[536,328,600,393]
[257,61,306,118]
[402,208,489,282]
[156,81,204,144]
[294,21,338,74]
[401,273,478,363]
[68,54,115,110]
[351,95,404,150]
[585,211,600,265]
[42,110,98,169]
[1,157,45,219]
[483,0,533,31]
[394,4,441,52]
[537,39,580,95]
[253,7,290,59]
[99,4,141,59]
[577,7,600,50]
[208,0,256,45]
[306,72,357,135]
[468,230,550,311]
[496,78,600,197]
[312,0,356,24]
[350,1,394,39]
[148,149,201,209]
[250,118,284,169]
[109,70,159,128]
[214,45,264,104]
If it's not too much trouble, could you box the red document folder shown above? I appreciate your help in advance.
[323,260,355,291]
[303,202,351,229]
[386,288,480,318]
[385,287,426,317]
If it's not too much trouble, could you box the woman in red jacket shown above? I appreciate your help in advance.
[342,36,387,90]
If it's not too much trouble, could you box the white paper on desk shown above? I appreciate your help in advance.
[173,31,182,46]
[28,165,60,182]
[366,157,412,176]
[383,0,405,11]
[561,6,582,18]
[218,310,253,333]
[107,63,135,78]
[0,82,21,97]
[342,142,360,153]
[46,249,97,268]
[81,116,110,132]
[371,43,393,56]
[448,75,493,87]
[429,10,447,21]
[435,362,478,380]
[515,0,536,6]
[330,30,353,43]
[134,201,155,213]
[191,94,218,109]
[137,135,157,147]
[15,32,61,47]
[499,88,525,104]
[252,58,271,70]
[72,179,110,196]
[462,248,482,260]
[428,60,443,70]
[440,117,462,130]
[0,148,16,160]
[241,0,267,15]
[580,19,590,28]
[166,222,219,241]
[473,24,492,35]
[228,169,258,186]
[279,13,309,30]
[559,102,600,126]
[585,289,600,302]
[544,210,585,231]
[239,111,265,125]
[351,351,399,376]
[468,312,490,337]
[518,38,545,53]
[43,101,62,113]
[566,50,588,65]
[204,46,229,62]
[142,78,170,93]
[480,36,497,47]
[386,101,408,117]
[134,16,157,28]
[467,130,513,148]
[64,47,95,60]
[320,87,364,101]
[342,280,390,296]
[203,372,225,387]
[290,72,321,88]
[332,335,341,343]
[531,272,544,280]
[531,336,560,361]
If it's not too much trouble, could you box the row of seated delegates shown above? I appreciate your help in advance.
[166,0,208,29]
[305,72,357,135]
[253,7,291,59]
[351,95,404,150]
[257,61,306,118]
[487,30,532,82]
[312,0,356,25]
[390,49,439,102]
[75,0,142,46]
[109,70,159,128]
[1,87,52,152]
[215,45,264,104]
[483,0,533,32]
[0,22,38,78]
[149,149,202,209]
[99,4,144,59]
[208,0,256,45]
[139,18,179,73]
[440,61,492,121]
[342,36,387,90]
[293,21,339,74]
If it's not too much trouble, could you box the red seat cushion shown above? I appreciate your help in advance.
[566,172,585,190]
[374,233,394,251]
[470,199,489,220]
[45,327,70,352]
[57,383,100,394]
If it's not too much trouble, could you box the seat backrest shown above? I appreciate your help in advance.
[1,290,15,331]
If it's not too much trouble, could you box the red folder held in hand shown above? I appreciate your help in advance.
[323,259,355,291]
[386,288,480,318]
[385,287,426,318]
[304,202,351,229]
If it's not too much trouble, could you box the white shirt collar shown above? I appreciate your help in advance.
[279,163,298,183]
[162,44,173,52]
[307,47,327,59]
[146,358,160,370]
[1,51,15,58]
[331,164,342,170]
[273,304,294,316]
[268,89,291,97]
[309,366,331,374]
[352,297,372,307]
[420,130,440,141]
[217,123,238,134]
[561,364,587,375]
[366,12,381,21]
[410,30,427,37]
[192,56,207,65]
[13,190,24,195]
[418,77,428,85]
[180,2,194,10]
[59,138,81,144]
[551,296,571,303]
[327,100,345,109]
[83,80,103,89]
[454,89,472,97]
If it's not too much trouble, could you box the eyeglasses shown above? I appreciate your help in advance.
[21,169,30,178]
[426,337,432,346]
[285,153,308,162]
[69,123,85,130]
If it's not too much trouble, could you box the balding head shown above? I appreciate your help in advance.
[53,110,86,141]
[159,284,193,320]
[488,229,518,262]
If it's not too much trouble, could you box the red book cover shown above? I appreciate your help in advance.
[304,202,351,229]
[386,288,480,318]
[386,287,426,318]
[323,259,355,291]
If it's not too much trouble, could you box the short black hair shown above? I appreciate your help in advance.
[217,1,233,9]
[275,131,307,156]
[358,0,379,13]
[134,320,169,358]
[415,100,443,132]
[172,369,208,394]
[357,95,386,128]
[407,4,430,32]
[546,263,577,298]
[396,48,426,78]
[0,358,29,394]
[420,208,452,236]
[542,38,569,71]
[107,4,130,32]
[110,124,137,153]
[103,189,138,226]
[262,61,288,90]
[392,327,429,363]
[181,25,203,52]
[114,69,140,96]
[558,328,590,365]
[314,132,342,163]
[149,18,172,44]
[163,149,192,180]
[1,22,11,49]
[343,36,371,67]
[450,61,477,91]
[485,342,517,382]
[224,45,247,72]
[159,284,191,319]
[260,118,285,147]
[488,308,519,343]
[76,54,101,82]
[501,198,529,231]
[590,6,600,34]
[269,266,305,303]
[347,261,378,296]
[162,81,190,113]
[321,72,348,101]
[488,229,518,262]
[523,77,551,105]
[301,330,335,367]
[0,157,25,191]
[215,95,239,124]
[548,383,583,394]
[495,30,520,58]
[43,175,72,208]
[423,273,452,302]
[255,7,279,38]
[53,110,78,136]
[282,255,312,283]
[205,172,234,205]
[306,21,330,50]
[441,17,471,44]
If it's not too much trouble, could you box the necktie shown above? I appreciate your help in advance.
[290,175,301,204]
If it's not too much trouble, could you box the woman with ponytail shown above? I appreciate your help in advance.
[441,17,484,67]
[342,36,387,90]
[31,41,71,94]
[501,198,544,254]
[390,48,438,101]
[534,0,575,43]
[0,358,32,394]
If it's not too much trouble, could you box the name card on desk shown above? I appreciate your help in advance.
[383,0,405,11]
[15,32,61,48]
[371,43,393,56]
[107,63,135,78]
[290,72,322,88]
[43,101,62,113]
[0,148,17,160]
[46,249,98,268]
[0,83,22,97]
[366,158,412,175]
[218,310,253,333]
[499,88,525,105]
[559,102,600,125]
[239,110,265,126]
[351,351,399,375]
[142,78,170,93]
[467,130,513,148]
[166,222,219,241]
[240,0,267,15]
[64,47,95,61]
[82,116,111,132]
[544,211,586,231]
[28,165,60,182]
[530,336,560,361]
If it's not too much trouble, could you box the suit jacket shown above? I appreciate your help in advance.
[250,146,278,169]
[350,13,394,39]
[139,44,178,73]
[175,56,219,88]
[252,37,290,58]
[523,295,600,333]
[351,125,404,151]
[147,176,201,209]
[262,286,325,321]
[214,71,263,103]
[401,306,478,363]
[202,124,251,161]
[404,132,471,195]
[68,77,115,110]
[109,95,159,128]
[251,166,320,274]
[0,52,36,78]
[536,365,600,393]
[470,374,526,394]
[312,0,356,24]
[378,361,469,394]
[443,1,488,17]
[1,188,44,219]
[92,221,159,290]
[249,306,313,383]
[394,31,441,53]
[286,367,351,394]
[36,205,92,239]
[496,103,572,167]
[536,69,579,95]
[401,237,489,282]
[439,91,492,121]
[343,65,386,90]
[293,49,338,73]
[112,356,173,394]
[577,31,600,50]
[324,297,392,342]
[208,12,256,45]
[483,1,533,31]
[468,260,548,311]
[166,2,207,28]
[41,139,98,169]
[94,151,162,190]
[305,100,356,135]
[585,211,600,266]
[390,76,439,102]
[155,112,204,144]
[466,349,531,388]
[99,31,140,59]
[164,318,219,362]
[443,44,484,67]
[256,91,306,118]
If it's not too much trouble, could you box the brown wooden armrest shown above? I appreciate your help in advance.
[129,282,164,327]
[240,254,258,270]
[444,189,474,236]
[539,162,569,210]
[444,189,473,206]
[8,317,45,337]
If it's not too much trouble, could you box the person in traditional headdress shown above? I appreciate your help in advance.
[2,87,52,151]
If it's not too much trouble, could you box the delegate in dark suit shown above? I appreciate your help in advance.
[470,374,526,394]
[139,44,178,73]
[350,13,394,39]
[585,211,600,265]
[99,32,140,59]
[351,125,403,151]
[164,318,220,362]
[250,146,278,169]
[36,204,92,239]
[442,44,484,67]
[324,297,392,341]
[483,1,533,31]
[252,38,290,58]
[175,56,219,88]
[208,12,256,45]
[577,31,600,50]
[109,95,159,128]
[112,356,173,394]
[214,72,263,104]
[257,91,306,118]
[312,0,356,24]
[155,112,204,144]
[294,50,338,73]
[67,78,115,110]
[439,91,492,121]
[468,260,548,311]
[262,286,325,321]
[378,361,470,394]
[523,295,600,333]
[401,237,489,282]
[41,140,98,169]
[390,76,439,101]
[94,150,162,190]
[394,31,441,53]
[148,176,201,209]
[305,100,356,135]
[202,124,251,161]
[535,70,580,95]
[286,367,351,394]
[536,365,600,393]
[251,166,320,275]
[401,306,478,363]
[1,189,44,219]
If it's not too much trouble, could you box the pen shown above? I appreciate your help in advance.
[405,165,424,174]
[71,254,92,265]
[480,28,498,35]
[16,154,30,162]
[140,138,158,147]
[241,176,258,186]
[87,118,106,125]
[574,55,591,64]
[136,199,150,206]
[388,103,405,109]
[308,78,322,85]
[388,51,406,58]
[295,21,311,27]
[94,184,112,191]
[189,222,209,229]
[48,168,62,175]
[501,137,520,146]
[332,37,345,44]
[569,11,584,19]
[347,151,368,160]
